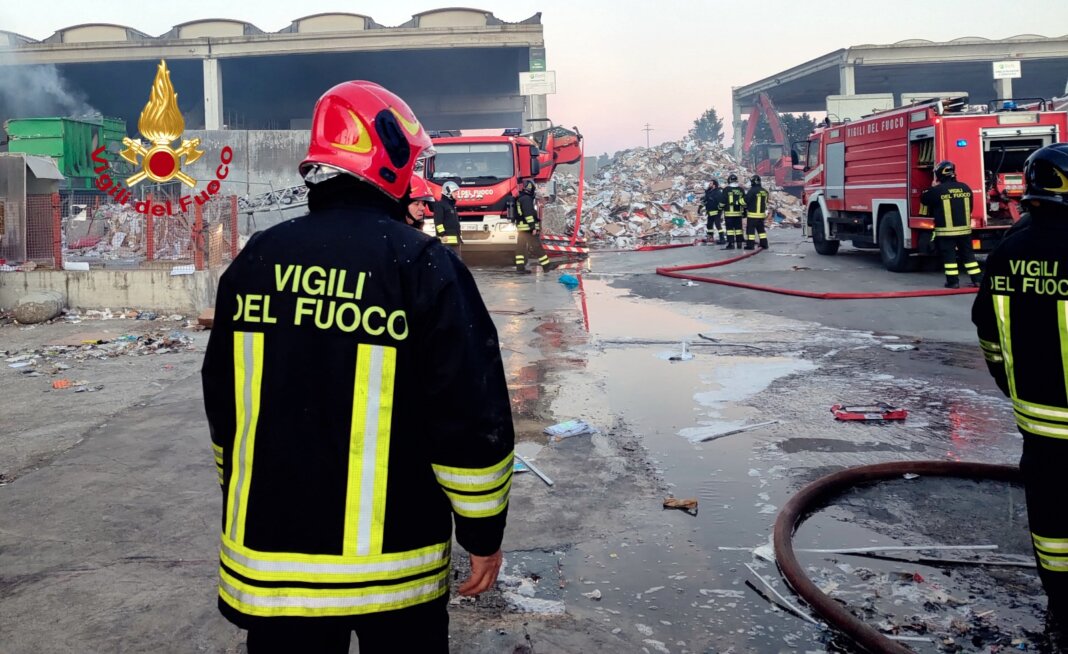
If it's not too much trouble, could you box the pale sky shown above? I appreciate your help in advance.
[3,1,1068,154]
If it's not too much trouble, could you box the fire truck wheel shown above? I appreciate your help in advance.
[878,211,916,272]
[810,209,839,256]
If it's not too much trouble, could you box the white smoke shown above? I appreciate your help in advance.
[0,55,100,121]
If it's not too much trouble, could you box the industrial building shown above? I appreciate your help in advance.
[0,9,548,133]
[732,34,1068,150]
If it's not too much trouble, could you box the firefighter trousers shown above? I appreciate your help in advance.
[745,216,768,249]
[246,594,449,653]
[935,234,981,285]
[723,216,745,248]
[1021,431,1068,621]
[515,229,549,272]
[706,212,724,243]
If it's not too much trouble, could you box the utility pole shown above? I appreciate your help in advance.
[642,123,654,148]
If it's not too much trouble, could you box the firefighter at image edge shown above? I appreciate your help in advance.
[721,173,747,250]
[972,143,1068,634]
[433,180,463,259]
[743,174,770,250]
[200,80,514,654]
[514,178,552,273]
[920,160,983,288]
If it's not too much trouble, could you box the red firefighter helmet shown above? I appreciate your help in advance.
[300,81,433,200]
[409,175,435,203]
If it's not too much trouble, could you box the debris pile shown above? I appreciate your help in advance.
[546,137,804,246]
[5,330,196,390]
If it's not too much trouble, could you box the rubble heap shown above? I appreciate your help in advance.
[545,137,804,247]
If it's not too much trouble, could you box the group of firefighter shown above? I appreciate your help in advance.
[404,175,552,274]
[200,74,1068,651]
[701,173,771,250]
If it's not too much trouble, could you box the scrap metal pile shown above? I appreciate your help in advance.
[547,138,804,247]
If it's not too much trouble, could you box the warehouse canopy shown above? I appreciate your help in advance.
[734,34,1068,114]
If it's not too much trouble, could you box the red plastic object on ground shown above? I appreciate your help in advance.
[831,402,908,421]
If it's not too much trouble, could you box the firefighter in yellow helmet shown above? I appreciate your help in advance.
[202,81,514,653]
[973,143,1068,636]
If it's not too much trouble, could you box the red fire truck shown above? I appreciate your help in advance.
[423,125,582,262]
[798,97,1068,271]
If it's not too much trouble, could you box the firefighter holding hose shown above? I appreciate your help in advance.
[973,143,1068,632]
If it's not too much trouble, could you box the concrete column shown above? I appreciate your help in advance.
[994,77,1013,101]
[732,97,744,159]
[203,58,224,130]
[839,63,856,96]
[524,94,548,127]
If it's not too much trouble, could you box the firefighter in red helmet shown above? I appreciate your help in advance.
[202,81,514,653]
[405,174,434,231]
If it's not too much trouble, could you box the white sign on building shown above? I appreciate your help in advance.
[519,71,557,96]
[992,61,1022,80]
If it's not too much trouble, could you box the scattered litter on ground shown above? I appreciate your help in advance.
[544,419,597,440]
[558,273,580,289]
[582,589,602,601]
[882,343,917,352]
[662,497,699,516]
[513,453,553,487]
[830,402,908,421]
[667,341,694,362]
[697,420,781,443]
[51,379,71,390]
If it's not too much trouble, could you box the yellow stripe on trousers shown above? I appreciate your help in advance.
[344,344,397,557]
[228,331,264,544]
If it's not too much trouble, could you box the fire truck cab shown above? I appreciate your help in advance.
[798,97,1068,271]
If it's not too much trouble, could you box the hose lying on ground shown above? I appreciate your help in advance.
[773,461,1021,654]
[654,248,980,299]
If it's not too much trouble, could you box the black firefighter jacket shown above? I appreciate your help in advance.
[517,192,539,232]
[972,213,1068,440]
[432,197,462,245]
[202,179,514,627]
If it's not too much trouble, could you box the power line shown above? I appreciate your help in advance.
[641,123,654,148]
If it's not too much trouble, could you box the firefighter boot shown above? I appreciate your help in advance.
[944,277,960,289]
[759,238,769,249]
[515,255,531,274]
[744,238,756,251]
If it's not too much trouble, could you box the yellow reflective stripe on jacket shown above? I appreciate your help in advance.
[1034,533,1068,553]
[1015,413,1068,439]
[219,567,449,618]
[344,344,396,558]
[935,225,972,236]
[435,223,445,234]
[433,451,513,492]
[213,444,225,484]
[220,536,449,583]
[441,236,459,244]
[993,295,1017,399]
[517,224,532,231]
[1014,398,1068,421]
[228,331,264,544]
[1035,551,1068,572]
[443,477,512,518]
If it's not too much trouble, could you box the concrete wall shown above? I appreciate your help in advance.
[184,130,309,197]
[0,269,219,313]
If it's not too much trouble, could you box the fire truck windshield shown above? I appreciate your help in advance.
[428,143,514,183]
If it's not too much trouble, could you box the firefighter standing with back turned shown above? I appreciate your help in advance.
[721,173,747,250]
[201,81,514,653]
[514,179,551,273]
[434,180,463,260]
[744,174,770,250]
[703,179,726,245]
[973,143,1068,637]
[921,160,983,288]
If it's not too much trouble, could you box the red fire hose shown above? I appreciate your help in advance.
[655,249,981,300]
[774,461,1021,653]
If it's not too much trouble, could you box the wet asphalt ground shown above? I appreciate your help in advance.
[0,228,1048,653]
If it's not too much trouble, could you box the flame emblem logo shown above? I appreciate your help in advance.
[120,60,204,187]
